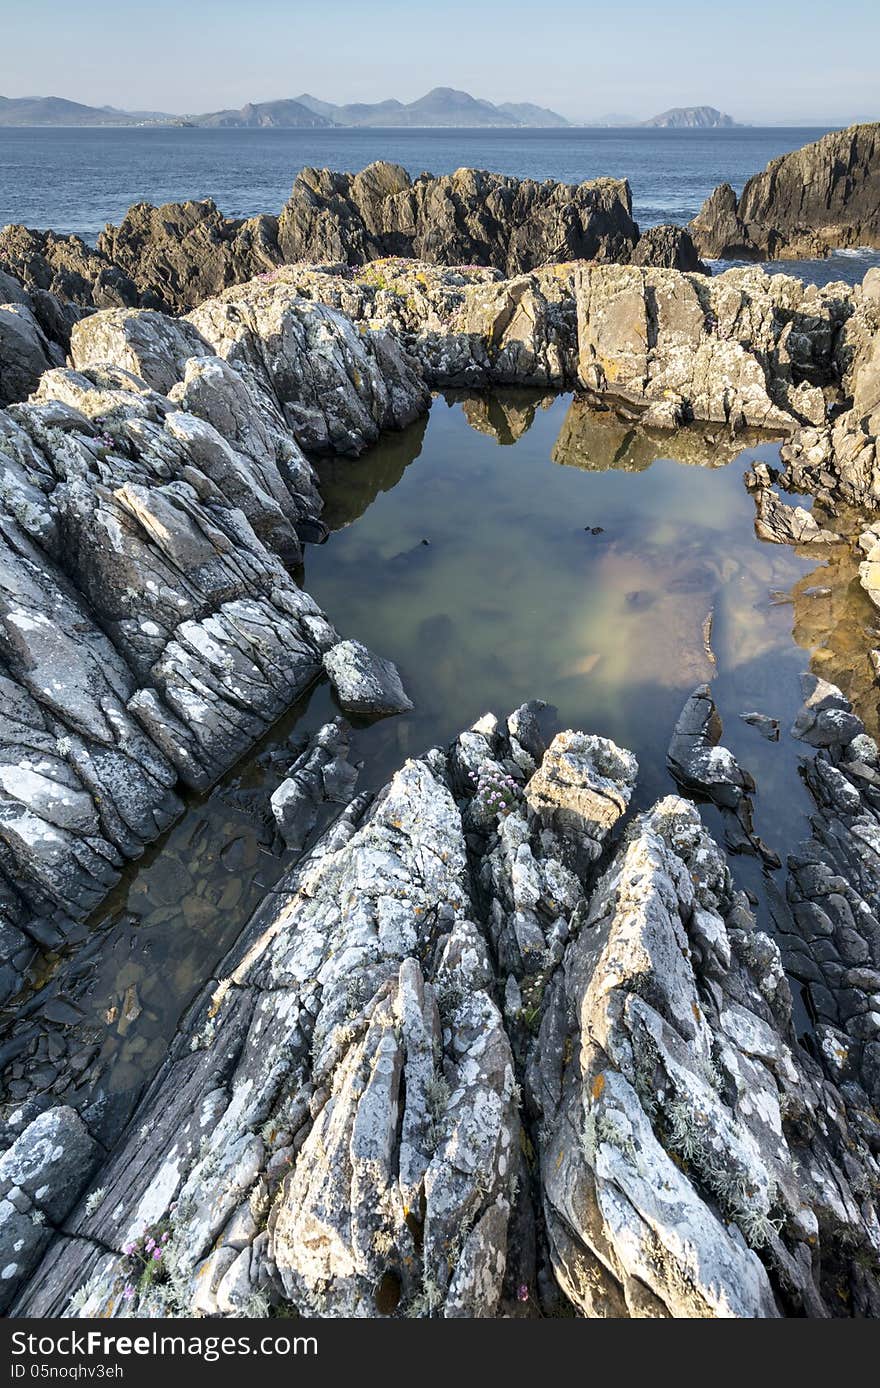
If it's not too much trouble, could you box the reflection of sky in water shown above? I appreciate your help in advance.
[8,391,878,1122]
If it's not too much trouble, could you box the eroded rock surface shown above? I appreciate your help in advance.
[7,710,879,1319]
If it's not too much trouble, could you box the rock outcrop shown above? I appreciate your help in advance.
[0,334,345,948]
[691,123,880,261]
[777,266,880,512]
[275,163,642,275]
[8,709,879,1318]
[4,165,709,319]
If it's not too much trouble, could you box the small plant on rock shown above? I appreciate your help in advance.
[120,1220,174,1303]
[469,766,519,824]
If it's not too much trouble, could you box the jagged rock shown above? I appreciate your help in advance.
[771,680,880,1111]
[6,713,880,1319]
[0,224,140,310]
[0,304,54,405]
[186,278,430,455]
[69,309,208,395]
[524,731,637,865]
[667,685,754,809]
[0,347,346,924]
[0,511,183,919]
[778,269,880,513]
[630,223,707,273]
[751,485,844,545]
[277,162,639,275]
[532,795,880,1318]
[270,720,357,850]
[96,200,280,314]
[690,123,880,260]
[323,640,413,716]
[0,1106,96,1312]
[667,686,776,861]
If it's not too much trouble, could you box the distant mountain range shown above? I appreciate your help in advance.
[189,89,571,129]
[0,95,173,126]
[0,90,740,130]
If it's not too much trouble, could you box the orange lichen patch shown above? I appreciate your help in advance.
[692,1002,702,1024]
[591,1072,606,1101]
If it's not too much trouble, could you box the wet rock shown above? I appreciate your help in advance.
[740,712,780,741]
[791,673,865,749]
[323,640,413,716]
[270,720,357,851]
[667,686,777,861]
[667,685,754,809]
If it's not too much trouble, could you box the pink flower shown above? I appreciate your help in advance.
[123,1284,135,1302]
[517,1283,529,1302]
[152,1248,162,1261]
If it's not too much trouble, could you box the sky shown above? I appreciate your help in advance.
[1,0,877,125]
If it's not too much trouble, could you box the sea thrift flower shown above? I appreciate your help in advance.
[517,1283,529,1302]
[123,1284,135,1302]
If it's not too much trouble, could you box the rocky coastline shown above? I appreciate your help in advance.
[1,141,880,1318]
[691,122,880,262]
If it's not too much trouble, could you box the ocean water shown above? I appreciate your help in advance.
[4,126,829,235]
[2,125,877,287]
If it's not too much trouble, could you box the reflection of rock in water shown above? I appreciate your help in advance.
[552,396,770,473]
[313,412,428,531]
[790,547,880,739]
[456,389,556,445]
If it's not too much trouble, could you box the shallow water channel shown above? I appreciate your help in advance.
[3,390,878,1141]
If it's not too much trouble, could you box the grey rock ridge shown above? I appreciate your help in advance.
[0,163,706,317]
[8,703,880,1318]
[691,122,880,260]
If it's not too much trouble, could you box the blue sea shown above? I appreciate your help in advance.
[1,125,878,286]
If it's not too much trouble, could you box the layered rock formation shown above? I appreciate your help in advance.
[691,122,880,261]
[8,705,879,1318]
[0,334,358,966]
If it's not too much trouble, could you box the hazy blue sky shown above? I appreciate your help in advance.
[2,0,877,124]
